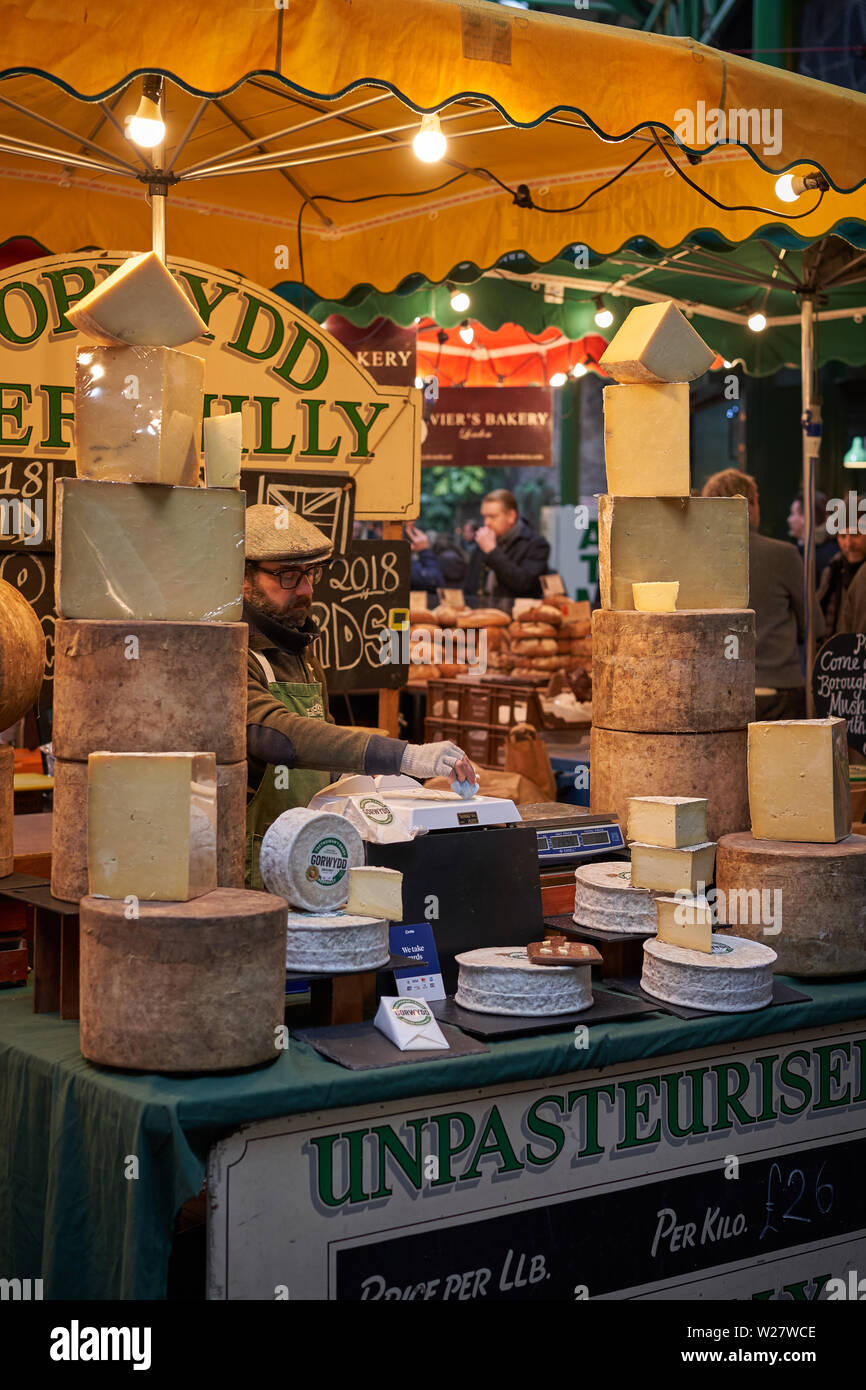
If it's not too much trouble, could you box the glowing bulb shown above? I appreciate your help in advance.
[413,113,447,163]
[125,96,165,149]
[572,362,587,379]
[748,312,767,332]
[775,173,798,203]
[414,376,425,389]
[549,371,568,388]
[450,289,470,313]
[594,306,614,329]
[723,359,732,368]
[459,322,474,345]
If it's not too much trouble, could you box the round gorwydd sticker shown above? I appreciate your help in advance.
[359,796,394,826]
[392,998,432,1027]
[306,836,349,886]
[711,942,734,954]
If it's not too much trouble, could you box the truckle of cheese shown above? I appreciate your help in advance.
[590,726,749,842]
[259,806,365,911]
[285,911,390,973]
[55,479,245,622]
[75,346,204,486]
[641,934,776,1013]
[67,251,208,347]
[748,717,851,843]
[52,619,247,763]
[0,744,13,876]
[0,577,46,729]
[715,831,866,977]
[51,757,245,900]
[598,495,749,611]
[79,888,288,1072]
[592,609,755,732]
[598,300,715,384]
[603,383,690,496]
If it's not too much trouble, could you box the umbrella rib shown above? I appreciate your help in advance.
[0,94,141,174]
[97,100,155,174]
[163,98,211,175]
[0,133,132,178]
[204,97,333,228]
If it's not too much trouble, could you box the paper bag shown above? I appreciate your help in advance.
[504,723,557,802]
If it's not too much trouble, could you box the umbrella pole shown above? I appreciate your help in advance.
[151,91,166,261]
[800,295,818,718]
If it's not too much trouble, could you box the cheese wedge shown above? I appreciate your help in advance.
[748,718,851,843]
[630,841,716,894]
[632,582,679,612]
[598,495,749,610]
[55,478,245,622]
[75,345,203,485]
[204,412,243,488]
[603,382,690,495]
[87,751,217,901]
[345,865,404,921]
[68,252,207,347]
[599,300,715,384]
[655,894,713,952]
[627,796,709,848]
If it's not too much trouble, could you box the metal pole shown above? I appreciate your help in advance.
[151,91,166,260]
[800,297,818,717]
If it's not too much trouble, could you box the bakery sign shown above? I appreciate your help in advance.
[208,1021,866,1300]
[0,252,421,520]
[421,386,553,468]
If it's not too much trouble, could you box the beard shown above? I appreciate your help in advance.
[245,572,312,628]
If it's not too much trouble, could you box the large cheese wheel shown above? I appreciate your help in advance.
[79,888,288,1071]
[0,578,45,729]
[50,757,246,901]
[592,609,755,733]
[590,726,749,842]
[715,831,866,977]
[260,806,365,911]
[0,744,13,875]
[52,619,247,762]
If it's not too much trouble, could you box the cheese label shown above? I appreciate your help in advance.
[712,941,734,954]
[359,796,394,826]
[391,998,433,1027]
[306,836,350,885]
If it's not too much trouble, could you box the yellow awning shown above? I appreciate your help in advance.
[1,0,865,296]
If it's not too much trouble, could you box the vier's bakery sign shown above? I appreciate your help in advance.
[208,1021,866,1300]
[0,252,420,520]
[422,386,553,468]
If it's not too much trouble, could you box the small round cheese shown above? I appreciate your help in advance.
[285,911,390,974]
[260,807,364,911]
[455,946,593,1017]
[641,934,777,1013]
[573,860,658,934]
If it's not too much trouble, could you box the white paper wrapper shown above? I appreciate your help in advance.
[374,996,449,1050]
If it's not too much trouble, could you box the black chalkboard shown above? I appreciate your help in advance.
[813,633,866,755]
[241,468,355,556]
[310,539,409,692]
[0,550,55,704]
[0,457,75,550]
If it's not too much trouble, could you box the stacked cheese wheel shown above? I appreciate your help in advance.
[0,580,46,874]
[55,253,285,1073]
[590,302,754,842]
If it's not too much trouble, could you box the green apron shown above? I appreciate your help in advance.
[244,650,332,890]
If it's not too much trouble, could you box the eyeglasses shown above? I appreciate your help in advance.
[252,562,325,589]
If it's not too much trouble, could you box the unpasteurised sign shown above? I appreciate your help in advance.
[0,253,421,519]
[422,386,553,467]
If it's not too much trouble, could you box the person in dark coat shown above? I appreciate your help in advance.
[465,489,551,610]
[406,523,444,603]
[787,490,839,581]
[818,518,866,637]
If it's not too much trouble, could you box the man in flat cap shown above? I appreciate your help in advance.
[244,504,473,889]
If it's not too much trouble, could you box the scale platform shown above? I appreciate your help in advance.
[518,802,625,868]
[310,774,520,833]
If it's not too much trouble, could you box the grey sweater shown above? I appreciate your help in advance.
[749,530,806,688]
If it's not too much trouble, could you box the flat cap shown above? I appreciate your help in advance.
[245,503,333,563]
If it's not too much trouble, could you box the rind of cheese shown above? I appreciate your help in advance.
[345,865,404,920]
[55,478,245,622]
[655,894,713,952]
[627,796,709,848]
[630,840,716,894]
[87,751,217,901]
[75,346,204,485]
[632,581,680,612]
[603,382,690,496]
[0,576,46,728]
[599,300,715,384]
[598,495,749,610]
[68,252,208,347]
[0,745,13,876]
[748,717,851,843]
[204,413,243,488]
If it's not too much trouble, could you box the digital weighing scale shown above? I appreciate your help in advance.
[518,802,625,869]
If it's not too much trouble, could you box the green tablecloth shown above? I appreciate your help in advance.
[2,978,866,1300]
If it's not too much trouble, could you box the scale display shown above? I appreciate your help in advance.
[534,822,624,863]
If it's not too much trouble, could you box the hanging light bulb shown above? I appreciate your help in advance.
[413,113,447,163]
[125,76,166,149]
[572,361,588,378]
[774,174,799,203]
[774,170,829,203]
[414,375,425,389]
[594,295,614,329]
[748,311,767,332]
[549,371,568,388]
[449,288,471,313]
[459,321,474,345]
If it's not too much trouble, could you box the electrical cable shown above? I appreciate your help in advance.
[648,130,827,219]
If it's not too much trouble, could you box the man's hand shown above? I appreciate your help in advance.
[475,525,497,554]
[405,523,430,553]
[401,741,474,782]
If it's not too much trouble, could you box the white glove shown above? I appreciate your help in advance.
[401,741,466,780]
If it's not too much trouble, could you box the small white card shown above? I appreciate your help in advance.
[374,997,450,1051]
